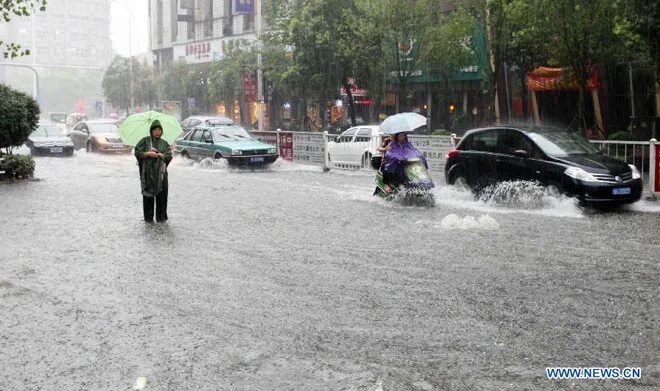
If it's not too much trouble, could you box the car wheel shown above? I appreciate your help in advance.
[214,152,222,160]
[180,151,189,159]
[362,152,372,169]
[452,173,470,189]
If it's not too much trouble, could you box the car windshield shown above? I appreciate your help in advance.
[90,123,118,134]
[527,131,600,156]
[32,124,63,137]
[213,127,252,141]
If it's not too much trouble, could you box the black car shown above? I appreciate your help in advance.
[444,126,643,206]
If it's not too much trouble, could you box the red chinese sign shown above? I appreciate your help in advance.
[243,73,257,103]
[279,132,293,161]
[185,42,211,57]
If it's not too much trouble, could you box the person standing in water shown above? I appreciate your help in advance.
[134,119,172,222]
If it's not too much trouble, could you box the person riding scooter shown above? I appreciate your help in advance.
[380,132,428,192]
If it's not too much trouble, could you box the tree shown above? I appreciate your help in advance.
[544,0,639,132]
[208,40,256,126]
[159,60,211,118]
[266,0,386,128]
[0,0,47,58]
[0,83,39,154]
[420,6,478,130]
[378,0,428,112]
[102,56,131,114]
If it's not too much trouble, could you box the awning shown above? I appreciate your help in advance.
[527,66,599,92]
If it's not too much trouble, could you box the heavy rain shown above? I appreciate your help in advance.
[1,0,659,390]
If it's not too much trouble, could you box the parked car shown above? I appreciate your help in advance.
[326,125,382,168]
[174,124,278,166]
[26,123,74,156]
[67,119,131,153]
[180,115,234,138]
[444,126,643,206]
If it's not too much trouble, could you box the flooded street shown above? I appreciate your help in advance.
[1,153,659,390]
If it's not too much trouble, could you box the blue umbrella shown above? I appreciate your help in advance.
[380,112,427,135]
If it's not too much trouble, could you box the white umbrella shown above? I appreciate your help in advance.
[380,112,427,135]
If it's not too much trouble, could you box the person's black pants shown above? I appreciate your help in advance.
[143,181,168,222]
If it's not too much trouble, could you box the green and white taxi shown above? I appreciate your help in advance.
[174,124,278,166]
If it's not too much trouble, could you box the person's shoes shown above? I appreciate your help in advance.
[145,219,154,223]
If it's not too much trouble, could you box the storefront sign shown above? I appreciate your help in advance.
[243,72,257,103]
[174,40,222,64]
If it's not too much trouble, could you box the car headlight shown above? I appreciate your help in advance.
[564,166,598,182]
[231,149,242,155]
[268,148,276,154]
[628,164,641,179]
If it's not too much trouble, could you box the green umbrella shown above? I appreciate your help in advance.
[117,111,183,146]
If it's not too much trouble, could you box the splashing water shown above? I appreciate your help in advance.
[439,213,499,230]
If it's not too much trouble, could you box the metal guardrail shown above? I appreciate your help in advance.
[589,140,651,182]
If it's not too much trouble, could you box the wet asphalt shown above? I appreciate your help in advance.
[0,152,658,390]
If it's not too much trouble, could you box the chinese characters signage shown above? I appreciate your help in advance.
[243,72,257,103]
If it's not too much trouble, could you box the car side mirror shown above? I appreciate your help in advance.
[513,150,528,159]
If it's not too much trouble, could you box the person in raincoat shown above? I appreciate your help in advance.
[134,120,172,222]
[381,132,427,192]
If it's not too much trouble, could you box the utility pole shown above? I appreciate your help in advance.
[115,0,134,115]
[256,0,264,131]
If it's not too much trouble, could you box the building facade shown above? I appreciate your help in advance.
[150,0,259,69]
[1,0,113,69]
[0,0,114,114]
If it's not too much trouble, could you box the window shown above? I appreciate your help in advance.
[497,130,535,156]
[355,128,372,142]
[338,128,357,143]
[191,129,203,142]
[471,130,498,152]
[202,130,213,142]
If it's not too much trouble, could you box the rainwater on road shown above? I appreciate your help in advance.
[1,152,658,390]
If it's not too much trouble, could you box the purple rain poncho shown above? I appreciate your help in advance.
[383,140,428,181]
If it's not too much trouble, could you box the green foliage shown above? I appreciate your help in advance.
[102,56,131,113]
[420,7,478,79]
[159,61,212,116]
[607,131,634,141]
[0,0,48,59]
[208,40,256,107]
[102,56,158,113]
[0,154,35,179]
[0,83,39,153]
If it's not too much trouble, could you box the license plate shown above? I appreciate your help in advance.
[50,147,63,153]
[250,156,265,163]
[612,187,631,195]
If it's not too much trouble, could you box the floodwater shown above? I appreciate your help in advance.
[1,152,658,390]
